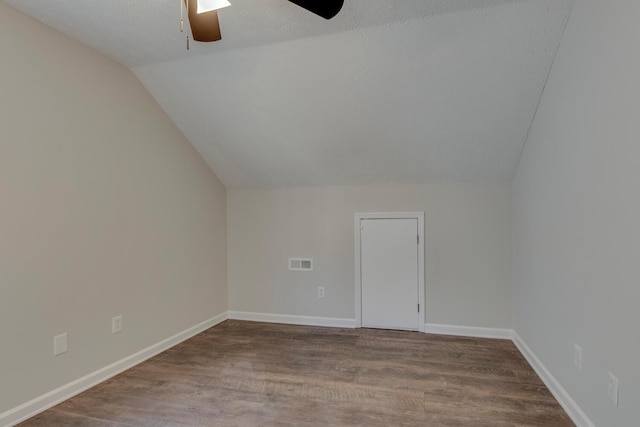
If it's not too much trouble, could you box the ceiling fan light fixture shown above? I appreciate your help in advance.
[197,0,230,14]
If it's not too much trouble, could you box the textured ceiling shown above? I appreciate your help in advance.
[5,0,574,189]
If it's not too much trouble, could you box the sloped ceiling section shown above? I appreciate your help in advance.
[5,0,573,189]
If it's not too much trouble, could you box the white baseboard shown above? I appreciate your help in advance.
[228,311,356,328]
[0,312,228,427]
[512,332,596,427]
[425,323,513,339]
[1,314,594,427]
[426,325,595,427]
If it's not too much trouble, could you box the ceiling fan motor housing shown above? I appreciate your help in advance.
[288,0,344,20]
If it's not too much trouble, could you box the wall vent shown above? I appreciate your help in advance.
[289,258,313,271]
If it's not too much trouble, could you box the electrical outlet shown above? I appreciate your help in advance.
[317,286,325,298]
[53,333,68,356]
[112,315,123,334]
[607,372,619,406]
[574,344,582,370]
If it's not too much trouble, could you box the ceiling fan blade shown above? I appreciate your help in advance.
[288,0,344,20]
[186,0,222,42]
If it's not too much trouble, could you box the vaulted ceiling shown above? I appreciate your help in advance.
[5,0,574,188]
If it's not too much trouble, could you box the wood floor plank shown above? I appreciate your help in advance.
[18,410,135,427]
[18,320,574,426]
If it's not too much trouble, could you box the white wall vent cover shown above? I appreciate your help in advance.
[289,258,313,271]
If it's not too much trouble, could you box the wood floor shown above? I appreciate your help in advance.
[20,320,574,426]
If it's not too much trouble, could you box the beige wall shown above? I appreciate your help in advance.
[513,0,640,425]
[228,182,512,328]
[0,3,227,413]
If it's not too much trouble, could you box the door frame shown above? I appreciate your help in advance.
[354,212,425,332]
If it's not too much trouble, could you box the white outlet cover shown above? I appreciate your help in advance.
[573,344,582,370]
[53,333,68,356]
[112,315,123,334]
[317,286,325,298]
[607,372,619,406]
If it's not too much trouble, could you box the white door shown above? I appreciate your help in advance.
[360,218,419,331]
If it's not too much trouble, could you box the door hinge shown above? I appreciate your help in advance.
[418,303,420,312]
[417,235,419,244]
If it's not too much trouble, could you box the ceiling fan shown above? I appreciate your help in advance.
[181,0,344,47]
